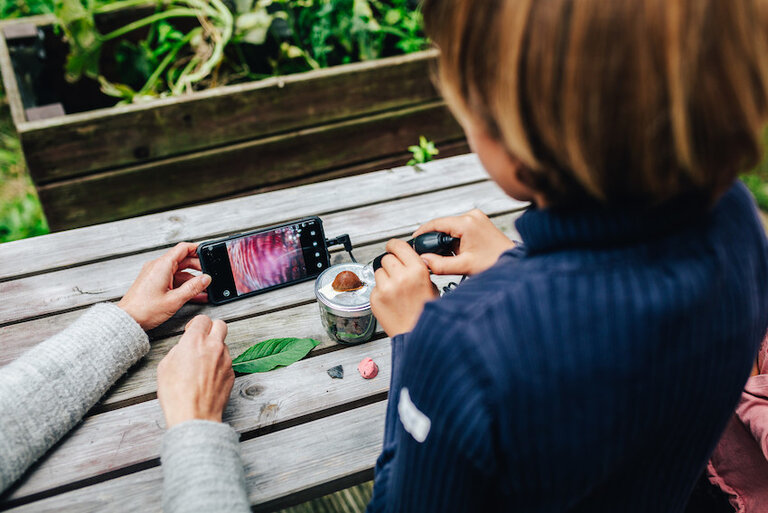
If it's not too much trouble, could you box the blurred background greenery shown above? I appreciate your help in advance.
[1,0,51,243]
[1,0,767,243]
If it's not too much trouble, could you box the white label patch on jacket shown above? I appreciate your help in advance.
[398,388,431,443]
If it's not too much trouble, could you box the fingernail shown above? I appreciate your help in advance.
[201,274,212,286]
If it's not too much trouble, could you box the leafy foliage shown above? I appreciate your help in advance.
[407,135,438,166]
[743,174,768,211]
[36,0,427,103]
[0,86,49,243]
[741,129,768,212]
[231,337,321,373]
[0,0,54,18]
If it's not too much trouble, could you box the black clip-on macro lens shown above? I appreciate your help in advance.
[371,232,460,271]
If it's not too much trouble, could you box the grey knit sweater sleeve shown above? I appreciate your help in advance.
[161,420,250,513]
[0,303,149,493]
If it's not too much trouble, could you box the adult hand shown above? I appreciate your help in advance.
[118,242,211,331]
[157,315,234,428]
[413,209,515,276]
[371,239,438,337]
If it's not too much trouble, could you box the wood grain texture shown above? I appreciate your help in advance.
[0,212,523,378]
[0,158,528,511]
[92,216,521,411]
[0,154,487,282]
[6,402,387,513]
[0,180,525,325]
[37,101,464,230]
[19,51,440,183]
[3,337,392,505]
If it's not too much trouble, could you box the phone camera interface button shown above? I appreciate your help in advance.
[317,262,323,268]
[222,290,231,298]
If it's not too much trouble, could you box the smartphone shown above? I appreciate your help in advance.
[199,217,331,305]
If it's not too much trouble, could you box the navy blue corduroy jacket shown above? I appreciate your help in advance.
[367,182,768,512]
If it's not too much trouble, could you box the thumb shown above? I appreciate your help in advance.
[169,274,212,306]
[421,253,471,276]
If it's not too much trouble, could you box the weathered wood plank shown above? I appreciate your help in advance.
[95,232,513,411]
[0,180,524,325]
[37,101,464,231]
[19,50,440,183]
[0,22,25,127]
[3,337,392,505]
[0,212,523,376]
[0,154,486,282]
[6,402,386,513]
[229,139,471,200]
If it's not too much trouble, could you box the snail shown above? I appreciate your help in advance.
[332,270,364,292]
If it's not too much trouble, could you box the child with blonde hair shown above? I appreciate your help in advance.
[367,1,768,511]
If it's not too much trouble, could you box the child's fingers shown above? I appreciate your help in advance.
[380,253,404,274]
[421,252,472,276]
[413,216,465,238]
[386,239,425,268]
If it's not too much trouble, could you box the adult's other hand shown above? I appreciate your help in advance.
[157,315,234,428]
[118,242,210,331]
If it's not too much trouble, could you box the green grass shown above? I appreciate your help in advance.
[0,85,50,243]
[0,1,51,243]
[0,0,53,19]
[742,132,768,211]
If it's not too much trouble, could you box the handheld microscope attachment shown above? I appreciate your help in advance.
[371,232,460,271]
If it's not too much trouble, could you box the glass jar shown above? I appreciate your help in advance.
[314,263,377,345]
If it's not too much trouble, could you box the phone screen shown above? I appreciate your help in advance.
[226,225,307,295]
[200,217,330,304]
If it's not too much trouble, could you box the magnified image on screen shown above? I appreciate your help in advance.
[226,226,308,295]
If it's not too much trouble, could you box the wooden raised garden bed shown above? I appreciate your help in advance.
[0,11,465,231]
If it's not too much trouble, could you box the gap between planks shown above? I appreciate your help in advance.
[1,339,393,508]
[0,154,488,282]
[0,211,524,378]
[0,180,526,326]
[0,216,516,508]
[4,402,388,513]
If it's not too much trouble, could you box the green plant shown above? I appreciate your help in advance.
[0,193,50,242]
[231,337,321,373]
[0,85,50,243]
[0,0,54,18]
[407,135,438,166]
[55,0,234,102]
[741,129,768,212]
[48,0,427,102]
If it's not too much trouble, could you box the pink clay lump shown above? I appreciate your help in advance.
[357,357,378,379]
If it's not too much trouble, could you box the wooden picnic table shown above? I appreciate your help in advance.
[0,154,527,512]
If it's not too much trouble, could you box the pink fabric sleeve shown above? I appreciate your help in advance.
[735,374,768,461]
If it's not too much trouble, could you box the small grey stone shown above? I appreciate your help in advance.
[327,365,344,379]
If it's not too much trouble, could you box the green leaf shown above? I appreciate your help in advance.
[235,8,274,45]
[53,0,103,81]
[232,337,321,373]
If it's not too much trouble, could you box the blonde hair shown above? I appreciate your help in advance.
[423,0,768,207]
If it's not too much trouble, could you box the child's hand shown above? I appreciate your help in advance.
[414,209,515,276]
[118,242,211,331]
[371,239,439,337]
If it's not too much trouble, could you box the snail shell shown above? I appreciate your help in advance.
[332,270,364,292]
